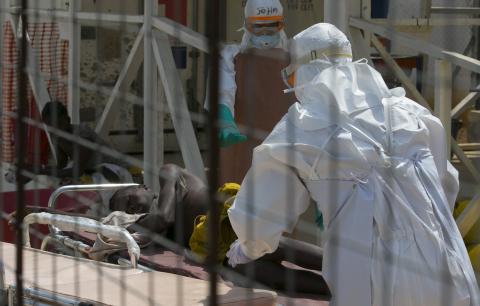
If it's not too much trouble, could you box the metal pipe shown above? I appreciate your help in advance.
[430,7,480,14]
[24,213,141,268]
[324,0,349,34]
[143,0,155,190]
[420,0,432,18]
[47,183,139,234]
[68,0,80,124]
[206,0,221,303]
[15,0,28,303]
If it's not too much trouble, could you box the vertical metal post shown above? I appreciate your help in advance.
[68,0,80,124]
[157,77,164,172]
[434,59,452,158]
[359,0,372,52]
[143,0,156,190]
[206,0,220,304]
[15,0,28,305]
[150,1,160,194]
[324,0,349,34]
[420,0,432,18]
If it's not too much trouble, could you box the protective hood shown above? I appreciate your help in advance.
[292,60,392,117]
[240,0,286,51]
[244,0,283,19]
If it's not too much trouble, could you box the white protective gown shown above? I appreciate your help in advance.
[215,30,289,115]
[228,61,480,306]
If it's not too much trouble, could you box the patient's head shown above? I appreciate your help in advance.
[109,185,156,214]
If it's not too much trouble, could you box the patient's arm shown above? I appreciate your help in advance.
[129,212,171,236]
[267,236,323,271]
[228,237,328,297]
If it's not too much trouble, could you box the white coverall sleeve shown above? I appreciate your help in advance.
[227,149,311,260]
[420,111,459,210]
[204,44,240,115]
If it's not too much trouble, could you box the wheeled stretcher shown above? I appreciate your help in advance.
[9,184,328,306]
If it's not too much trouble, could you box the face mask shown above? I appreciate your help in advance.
[250,32,281,49]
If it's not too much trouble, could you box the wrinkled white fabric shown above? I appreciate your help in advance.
[228,61,479,305]
[89,211,145,261]
[283,23,352,81]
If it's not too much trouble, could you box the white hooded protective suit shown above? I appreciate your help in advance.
[228,27,480,306]
[216,0,288,115]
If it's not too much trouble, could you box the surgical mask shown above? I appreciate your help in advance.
[250,32,281,49]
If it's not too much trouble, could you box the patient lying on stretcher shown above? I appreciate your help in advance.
[9,164,330,297]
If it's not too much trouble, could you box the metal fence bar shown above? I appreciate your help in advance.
[206,0,221,304]
[14,0,27,304]
[67,0,80,124]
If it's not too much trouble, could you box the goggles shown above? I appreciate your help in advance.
[245,16,284,36]
[281,69,296,89]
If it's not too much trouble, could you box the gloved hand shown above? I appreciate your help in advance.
[315,206,325,231]
[226,240,253,268]
[218,104,247,148]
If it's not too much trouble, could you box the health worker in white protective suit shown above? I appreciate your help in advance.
[215,0,296,185]
[226,23,480,306]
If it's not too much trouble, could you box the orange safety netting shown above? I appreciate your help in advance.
[1,21,69,164]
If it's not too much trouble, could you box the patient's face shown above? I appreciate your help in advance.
[110,185,155,214]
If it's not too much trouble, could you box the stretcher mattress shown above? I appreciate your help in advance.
[0,242,276,305]
[69,232,329,305]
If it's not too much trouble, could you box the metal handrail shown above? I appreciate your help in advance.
[24,213,141,268]
[47,183,139,235]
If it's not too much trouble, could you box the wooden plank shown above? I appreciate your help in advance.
[95,26,145,138]
[443,50,480,75]
[371,35,431,110]
[370,17,480,27]
[143,0,162,193]
[431,6,480,14]
[324,0,348,33]
[351,17,445,56]
[152,31,206,182]
[18,9,144,24]
[67,0,80,124]
[434,59,452,157]
[451,140,480,183]
[152,17,209,53]
[351,17,480,74]
[371,35,480,181]
[451,85,480,119]
[456,193,480,237]
[458,143,480,151]
[349,27,372,63]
